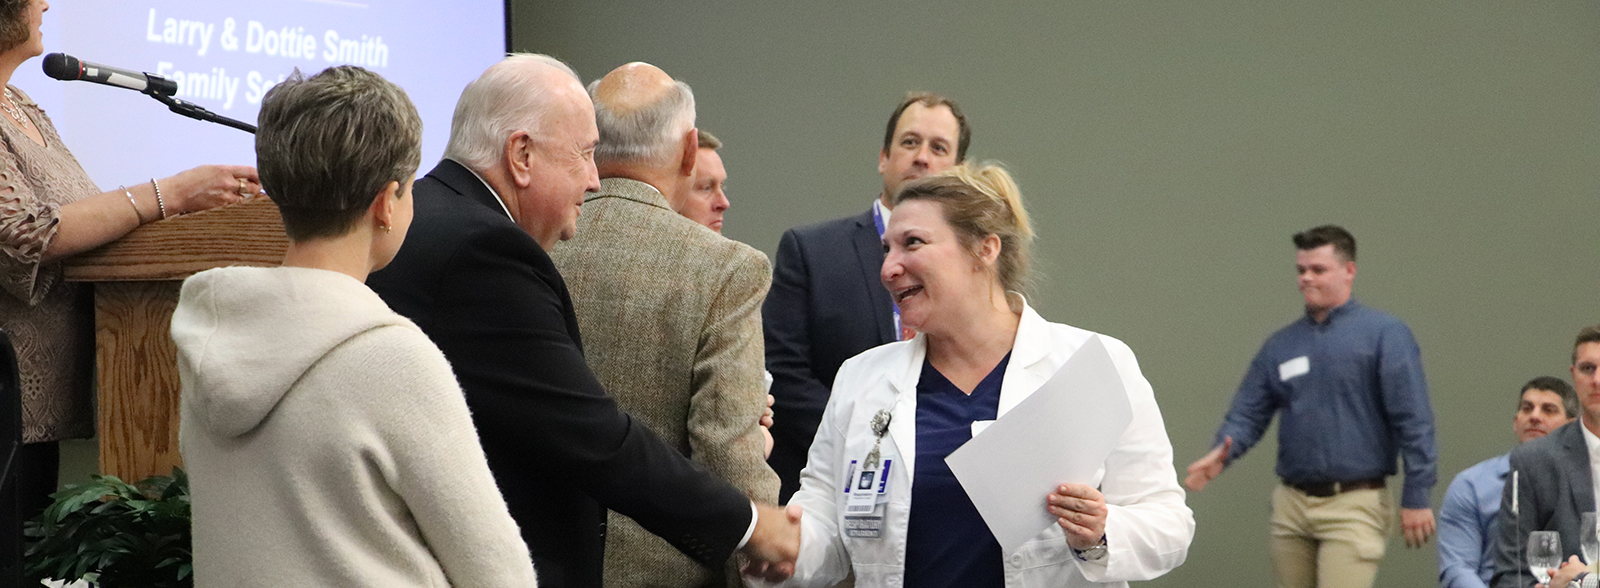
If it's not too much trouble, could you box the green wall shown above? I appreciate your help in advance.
[514,1,1600,586]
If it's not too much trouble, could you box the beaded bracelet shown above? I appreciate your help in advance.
[150,178,167,219]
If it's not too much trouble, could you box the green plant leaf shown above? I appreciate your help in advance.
[27,469,194,588]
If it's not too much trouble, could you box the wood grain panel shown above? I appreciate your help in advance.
[93,281,183,481]
[64,197,288,283]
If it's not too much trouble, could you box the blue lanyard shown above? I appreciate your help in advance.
[872,202,906,341]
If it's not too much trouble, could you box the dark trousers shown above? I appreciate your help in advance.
[0,442,59,581]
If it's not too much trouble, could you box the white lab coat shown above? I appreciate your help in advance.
[772,301,1194,588]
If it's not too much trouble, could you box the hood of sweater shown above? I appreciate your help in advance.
[172,266,416,438]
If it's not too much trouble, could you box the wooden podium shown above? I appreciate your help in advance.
[62,197,287,482]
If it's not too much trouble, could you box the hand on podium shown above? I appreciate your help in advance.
[162,165,261,215]
[741,503,802,583]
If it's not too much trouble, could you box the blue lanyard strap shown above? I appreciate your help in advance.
[872,201,907,341]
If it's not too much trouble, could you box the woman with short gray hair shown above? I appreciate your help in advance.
[173,65,537,587]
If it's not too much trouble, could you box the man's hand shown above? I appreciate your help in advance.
[1401,508,1436,548]
[1542,554,1587,588]
[740,503,802,582]
[1184,437,1232,492]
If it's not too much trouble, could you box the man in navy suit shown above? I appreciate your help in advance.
[762,93,970,500]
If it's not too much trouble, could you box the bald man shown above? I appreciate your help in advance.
[550,63,778,588]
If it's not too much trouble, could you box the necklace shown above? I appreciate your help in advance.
[1,89,28,126]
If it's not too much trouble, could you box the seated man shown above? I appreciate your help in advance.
[1439,376,1575,588]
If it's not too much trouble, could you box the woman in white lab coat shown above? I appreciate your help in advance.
[760,164,1194,588]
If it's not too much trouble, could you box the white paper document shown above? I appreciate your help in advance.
[945,335,1134,553]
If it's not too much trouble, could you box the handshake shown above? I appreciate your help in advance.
[739,503,804,583]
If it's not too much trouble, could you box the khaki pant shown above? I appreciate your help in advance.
[1268,484,1394,588]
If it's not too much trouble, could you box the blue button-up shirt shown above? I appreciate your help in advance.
[1213,299,1438,508]
[1438,454,1509,588]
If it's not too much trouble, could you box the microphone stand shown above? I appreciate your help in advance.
[145,90,256,134]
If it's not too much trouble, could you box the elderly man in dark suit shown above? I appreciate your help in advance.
[762,92,970,500]
[549,62,778,588]
[365,54,798,588]
[1492,325,1600,588]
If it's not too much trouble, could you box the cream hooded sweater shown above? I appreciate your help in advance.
[173,266,537,587]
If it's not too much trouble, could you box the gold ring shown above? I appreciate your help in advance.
[237,178,249,197]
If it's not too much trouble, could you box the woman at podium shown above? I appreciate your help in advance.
[0,0,259,566]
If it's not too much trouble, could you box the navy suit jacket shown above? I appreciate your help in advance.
[1492,420,1595,588]
[762,207,897,500]
[367,160,752,588]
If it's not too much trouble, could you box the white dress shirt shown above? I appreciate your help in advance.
[1581,418,1600,521]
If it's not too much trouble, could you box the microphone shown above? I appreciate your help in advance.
[42,53,177,97]
[1511,470,1519,516]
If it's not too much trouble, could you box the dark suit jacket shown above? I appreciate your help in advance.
[761,208,896,500]
[1492,420,1595,588]
[367,160,753,588]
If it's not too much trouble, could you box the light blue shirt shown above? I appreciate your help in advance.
[1438,454,1510,588]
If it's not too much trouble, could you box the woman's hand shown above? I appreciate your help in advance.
[161,164,261,216]
[1048,483,1107,550]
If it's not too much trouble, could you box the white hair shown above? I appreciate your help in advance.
[443,53,583,172]
[588,77,696,168]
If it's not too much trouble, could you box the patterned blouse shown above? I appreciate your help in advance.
[0,85,101,443]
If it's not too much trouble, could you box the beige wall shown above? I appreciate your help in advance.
[514,1,1600,586]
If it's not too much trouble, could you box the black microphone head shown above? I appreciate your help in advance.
[42,53,80,81]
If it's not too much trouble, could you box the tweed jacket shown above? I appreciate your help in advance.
[550,177,779,588]
[1491,420,1595,588]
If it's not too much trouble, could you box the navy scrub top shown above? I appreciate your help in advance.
[903,353,1010,588]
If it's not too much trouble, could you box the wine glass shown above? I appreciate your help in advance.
[1528,530,1562,584]
[1584,513,1600,565]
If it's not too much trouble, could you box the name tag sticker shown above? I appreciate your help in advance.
[1278,356,1310,381]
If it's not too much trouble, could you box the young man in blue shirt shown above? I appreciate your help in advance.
[1438,377,1575,588]
[1186,225,1440,588]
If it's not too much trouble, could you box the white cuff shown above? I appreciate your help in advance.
[735,501,758,550]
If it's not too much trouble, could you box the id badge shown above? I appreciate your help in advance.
[843,459,892,538]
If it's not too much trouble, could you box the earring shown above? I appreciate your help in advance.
[379,224,392,233]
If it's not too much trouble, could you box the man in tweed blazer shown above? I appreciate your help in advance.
[550,62,778,588]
